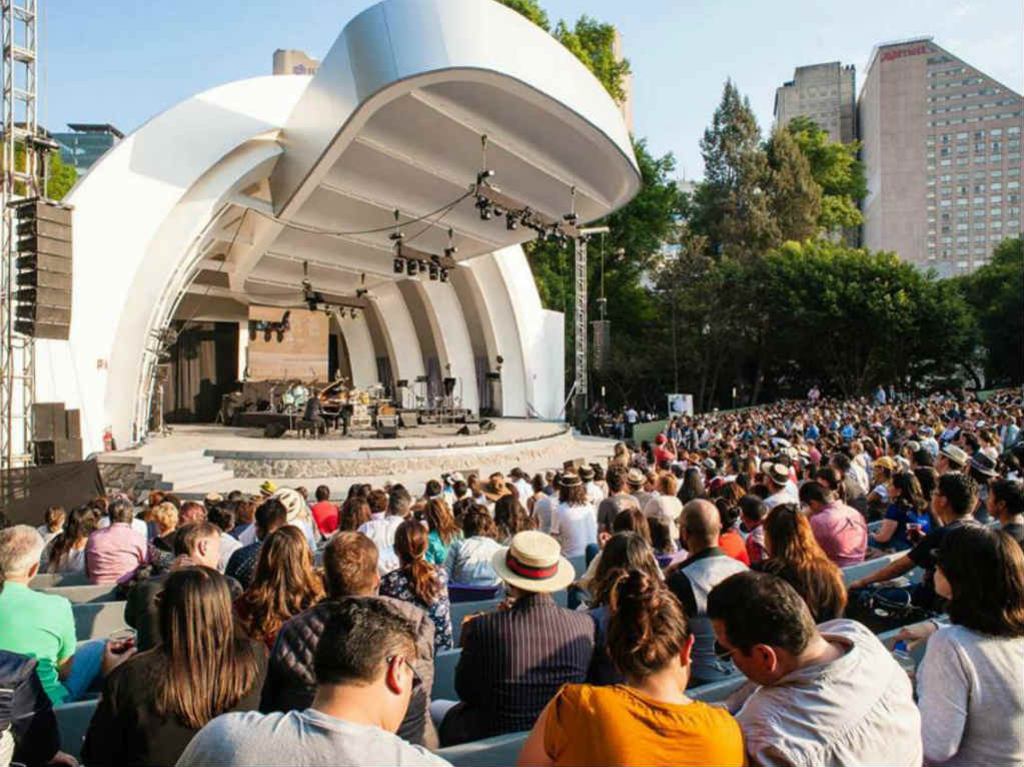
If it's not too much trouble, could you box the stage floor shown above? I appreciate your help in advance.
[110,419,616,496]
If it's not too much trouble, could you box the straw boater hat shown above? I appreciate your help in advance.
[273,487,311,526]
[626,468,645,488]
[578,465,595,481]
[940,444,969,468]
[491,531,575,593]
[559,472,582,487]
[763,462,790,486]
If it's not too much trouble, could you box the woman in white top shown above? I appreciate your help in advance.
[910,525,1024,766]
[35,505,66,546]
[549,473,597,558]
[40,505,98,575]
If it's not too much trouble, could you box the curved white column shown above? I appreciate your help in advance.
[370,282,425,384]
[421,280,478,414]
[336,312,378,389]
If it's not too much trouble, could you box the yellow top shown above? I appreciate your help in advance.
[542,683,745,767]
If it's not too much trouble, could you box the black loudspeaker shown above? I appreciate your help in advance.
[377,416,399,439]
[32,402,65,441]
[458,421,494,436]
[443,377,457,396]
[14,199,73,340]
[480,419,495,433]
[264,421,288,438]
[65,409,81,439]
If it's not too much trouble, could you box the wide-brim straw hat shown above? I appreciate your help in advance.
[763,462,790,486]
[940,444,968,467]
[273,488,308,524]
[491,531,575,593]
[626,468,645,487]
[559,472,582,487]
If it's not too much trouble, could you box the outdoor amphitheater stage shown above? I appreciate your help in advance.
[104,419,616,496]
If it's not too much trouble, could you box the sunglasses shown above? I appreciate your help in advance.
[387,655,423,691]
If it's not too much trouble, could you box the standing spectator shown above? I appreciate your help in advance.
[444,507,502,587]
[234,526,324,649]
[358,489,407,575]
[988,479,1024,546]
[379,521,452,652]
[912,526,1024,765]
[35,506,65,546]
[798,481,867,566]
[82,567,265,767]
[665,500,748,687]
[520,569,744,767]
[0,526,107,705]
[85,496,150,585]
[435,531,593,746]
[180,600,448,767]
[596,466,640,533]
[550,474,597,558]
[309,485,339,537]
[261,532,437,748]
[869,471,931,551]
[40,506,97,575]
[226,498,288,589]
[756,504,847,623]
[708,571,922,766]
[423,499,461,566]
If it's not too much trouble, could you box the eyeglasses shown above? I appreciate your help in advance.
[387,655,423,690]
[713,640,737,662]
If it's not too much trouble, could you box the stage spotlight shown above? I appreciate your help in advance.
[492,205,505,218]
[418,260,428,275]
[407,259,418,276]
[506,214,519,231]
[350,308,358,319]
[428,262,439,280]
[393,257,404,274]
[440,268,449,283]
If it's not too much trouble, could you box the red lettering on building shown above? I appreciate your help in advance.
[881,44,930,63]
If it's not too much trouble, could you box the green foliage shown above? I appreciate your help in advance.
[46,151,77,201]
[786,116,866,230]
[957,237,1024,385]
[496,0,550,31]
[765,126,821,244]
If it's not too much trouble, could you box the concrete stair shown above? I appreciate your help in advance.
[141,450,236,492]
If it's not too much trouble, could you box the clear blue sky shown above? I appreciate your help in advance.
[42,0,1023,180]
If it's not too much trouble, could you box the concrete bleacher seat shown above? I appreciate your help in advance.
[689,675,746,703]
[72,601,128,641]
[841,551,906,586]
[432,648,461,701]
[55,699,98,760]
[436,731,528,767]
[30,572,90,588]
[451,598,502,644]
[38,584,120,604]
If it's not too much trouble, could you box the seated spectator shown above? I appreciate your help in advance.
[708,571,922,766]
[596,465,640,534]
[444,506,502,587]
[849,473,980,610]
[97,495,149,539]
[85,496,150,585]
[739,495,768,565]
[715,499,751,565]
[179,599,447,767]
[83,567,265,767]
[338,497,372,532]
[423,498,461,566]
[357,489,407,575]
[519,570,744,767]
[310,485,339,537]
[755,504,847,622]
[869,471,931,551]
[494,494,534,544]
[261,531,437,748]
[643,473,683,528]
[272,488,319,549]
[178,500,207,527]
[435,531,594,746]
[902,525,1024,765]
[208,503,242,572]
[665,500,748,687]
[125,522,226,652]
[0,526,108,705]
[798,481,867,566]
[35,506,65,546]
[226,498,288,588]
[988,478,1024,546]
[149,501,179,570]
[235,526,325,649]
[550,474,597,558]
[761,462,798,510]
[380,521,453,652]
[585,532,664,685]
[230,498,256,541]
[577,507,653,594]
[40,505,97,575]
[0,648,77,767]
[581,465,605,506]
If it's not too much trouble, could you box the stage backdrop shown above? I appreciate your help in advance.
[247,307,329,383]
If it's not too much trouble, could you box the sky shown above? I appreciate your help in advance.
[42,0,1023,181]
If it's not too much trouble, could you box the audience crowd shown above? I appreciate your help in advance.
[0,389,1021,766]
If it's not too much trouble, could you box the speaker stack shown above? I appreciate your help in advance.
[32,402,83,464]
[14,199,73,340]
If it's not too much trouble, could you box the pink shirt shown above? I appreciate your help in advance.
[809,501,867,567]
[85,523,149,584]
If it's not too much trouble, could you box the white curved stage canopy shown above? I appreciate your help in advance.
[37,0,640,455]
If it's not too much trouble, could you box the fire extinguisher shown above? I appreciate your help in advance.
[102,427,115,452]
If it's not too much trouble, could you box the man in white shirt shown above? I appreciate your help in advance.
[579,466,605,506]
[761,462,798,510]
[357,489,408,575]
[509,468,532,501]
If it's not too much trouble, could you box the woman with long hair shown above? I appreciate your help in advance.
[550,474,597,558]
[379,520,453,651]
[519,569,744,766]
[234,526,325,648]
[869,471,930,551]
[610,442,631,469]
[677,468,706,505]
[445,506,502,587]
[423,498,461,565]
[494,494,534,544]
[81,567,264,767]
[910,526,1024,765]
[755,503,846,622]
[337,497,371,533]
[41,505,98,574]
[714,498,750,565]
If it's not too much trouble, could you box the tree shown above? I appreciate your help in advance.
[496,0,550,31]
[786,116,866,231]
[958,237,1024,385]
[691,80,777,260]
[46,151,77,201]
[765,125,821,243]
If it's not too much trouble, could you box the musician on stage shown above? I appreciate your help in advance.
[303,388,328,436]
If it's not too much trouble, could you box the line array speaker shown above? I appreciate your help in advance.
[14,199,73,340]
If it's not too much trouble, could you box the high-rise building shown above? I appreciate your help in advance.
[272,49,320,76]
[774,62,857,144]
[52,123,123,171]
[859,38,1023,276]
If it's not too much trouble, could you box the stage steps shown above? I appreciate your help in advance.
[141,450,236,493]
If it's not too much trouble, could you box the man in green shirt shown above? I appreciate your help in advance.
[0,525,109,704]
